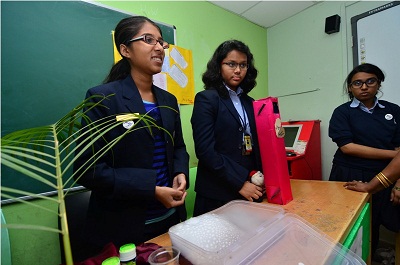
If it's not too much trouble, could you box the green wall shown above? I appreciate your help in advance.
[1,2,267,264]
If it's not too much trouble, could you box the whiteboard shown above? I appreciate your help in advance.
[351,1,400,105]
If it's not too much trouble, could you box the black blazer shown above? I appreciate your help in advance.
[74,75,189,247]
[191,89,262,202]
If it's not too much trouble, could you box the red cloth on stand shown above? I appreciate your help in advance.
[136,243,161,265]
[60,242,118,265]
[60,242,161,265]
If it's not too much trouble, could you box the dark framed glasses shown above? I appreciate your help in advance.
[126,34,169,49]
[350,78,379,89]
[222,62,249,70]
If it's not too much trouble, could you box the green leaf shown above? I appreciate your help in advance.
[1,94,175,265]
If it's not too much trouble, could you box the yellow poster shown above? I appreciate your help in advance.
[112,32,194,104]
[160,45,194,104]
[112,31,122,64]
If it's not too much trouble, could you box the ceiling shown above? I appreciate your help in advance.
[209,1,320,28]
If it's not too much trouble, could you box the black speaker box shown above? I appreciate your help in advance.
[325,14,341,34]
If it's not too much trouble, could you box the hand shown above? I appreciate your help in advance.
[390,180,400,206]
[239,181,263,202]
[155,186,187,208]
[343,180,371,193]
[172,173,186,193]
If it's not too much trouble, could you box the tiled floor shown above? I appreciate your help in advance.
[371,241,395,265]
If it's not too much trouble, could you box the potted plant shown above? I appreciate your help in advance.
[1,94,173,265]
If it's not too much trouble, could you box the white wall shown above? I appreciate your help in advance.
[348,2,400,106]
[267,1,390,180]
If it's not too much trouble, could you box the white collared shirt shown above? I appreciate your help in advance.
[350,97,385,114]
[225,85,251,135]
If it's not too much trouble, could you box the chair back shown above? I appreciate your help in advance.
[59,189,91,263]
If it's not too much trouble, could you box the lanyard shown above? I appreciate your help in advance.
[238,102,248,134]
[237,100,253,155]
[237,100,250,135]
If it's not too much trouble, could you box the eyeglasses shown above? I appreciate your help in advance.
[350,78,379,89]
[126,34,169,49]
[222,62,249,70]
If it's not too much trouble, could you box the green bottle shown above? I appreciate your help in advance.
[119,243,136,265]
[102,256,120,265]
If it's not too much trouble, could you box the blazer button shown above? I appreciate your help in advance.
[238,145,242,149]
[239,127,243,132]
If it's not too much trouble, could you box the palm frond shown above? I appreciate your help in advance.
[0,94,176,265]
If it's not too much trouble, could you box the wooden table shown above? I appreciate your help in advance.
[148,179,370,264]
[281,179,369,243]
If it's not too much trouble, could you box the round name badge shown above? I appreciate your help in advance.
[385,114,393,120]
[123,120,135,129]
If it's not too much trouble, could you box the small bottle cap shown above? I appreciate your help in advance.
[119,243,136,261]
[102,256,120,265]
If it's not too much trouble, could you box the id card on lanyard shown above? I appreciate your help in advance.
[242,133,253,155]
[239,104,252,155]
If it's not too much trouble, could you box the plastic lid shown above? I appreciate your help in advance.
[119,243,136,261]
[101,256,120,265]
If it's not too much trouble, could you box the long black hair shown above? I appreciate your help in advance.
[103,16,162,83]
[202,40,258,98]
[345,63,385,100]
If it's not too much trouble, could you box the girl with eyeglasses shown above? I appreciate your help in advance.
[73,16,189,258]
[328,63,400,260]
[191,40,263,216]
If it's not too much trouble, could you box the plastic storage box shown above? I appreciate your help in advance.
[169,200,284,264]
[168,200,366,265]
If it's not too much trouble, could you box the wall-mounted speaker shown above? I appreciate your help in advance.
[325,14,341,34]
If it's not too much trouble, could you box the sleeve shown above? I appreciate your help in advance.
[328,105,354,148]
[73,87,157,201]
[392,104,400,147]
[191,92,248,191]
